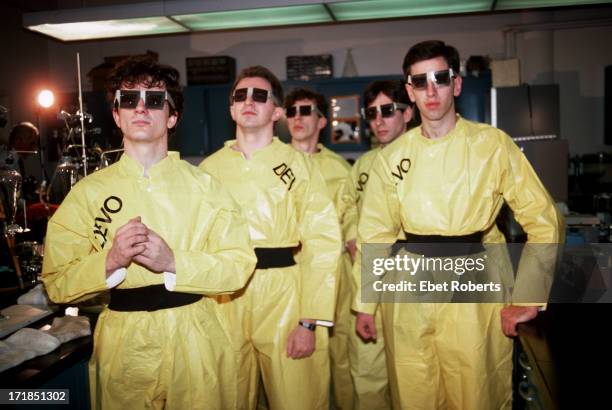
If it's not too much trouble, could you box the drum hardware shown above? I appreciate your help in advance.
[77,53,88,178]
[0,168,24,235]
[45,53,124,203]
[3,53,123,209]
[14,241,43,286]
[0,168,26,288]
[98,148,124,170]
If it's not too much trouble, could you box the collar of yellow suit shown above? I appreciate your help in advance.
[415,114,465,145]
[224,136,285,161]
[118,151,180,178]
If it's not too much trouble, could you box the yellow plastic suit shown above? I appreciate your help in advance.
[309,144,354,410]
[342,146,391,410]
[352,117,564,410]
[42,152,257,410]
[200,138,341,410]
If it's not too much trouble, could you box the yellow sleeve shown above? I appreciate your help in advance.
[296,162,342,322]
[42,178,257,303]
[334,170,353,242]
[42,188,110,304]
[173,206,257,295]
[351,152,403,314]
[500,135,565,305]
[341,165,360,243]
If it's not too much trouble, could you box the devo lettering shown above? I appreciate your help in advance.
[273,163,296,191]
[356,172,369,192]
[93,195,123,248]
[391,158,411,181]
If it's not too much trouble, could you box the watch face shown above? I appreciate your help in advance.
[300,321,316,331]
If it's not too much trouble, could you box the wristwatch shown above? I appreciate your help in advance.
[298,320,316,331]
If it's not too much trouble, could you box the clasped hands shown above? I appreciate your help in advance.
[105,216,175,276]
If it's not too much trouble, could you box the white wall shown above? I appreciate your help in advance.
[2,4,612,155]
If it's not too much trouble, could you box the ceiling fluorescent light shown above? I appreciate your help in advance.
[27,17,187,41]
[173,5,332,31]
[495,0,612,10]
[23,0,611,41]
[23,2,189,41]
[329,0,491,21]
[23,0,334,41]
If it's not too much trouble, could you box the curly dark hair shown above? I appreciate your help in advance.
[106,57,183,127]
[230,65,283,107]
[402,40,460,78]
[283,88,328,118]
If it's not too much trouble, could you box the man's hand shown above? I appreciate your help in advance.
[500,305,539,337]
[106,217,148,276]
[356,312,377,341]
[346,239,357,263]
[286,323,316,359]
[132,228,176,273]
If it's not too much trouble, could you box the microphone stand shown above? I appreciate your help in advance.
[77,52,88,177]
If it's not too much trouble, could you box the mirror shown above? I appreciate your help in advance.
[330,95,361,144]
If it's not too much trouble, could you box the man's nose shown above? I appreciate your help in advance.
[426,80,437,96]
[375,111,384,124]
[135,97,146,112]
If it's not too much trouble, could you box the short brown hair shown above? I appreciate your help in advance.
[230,65,283,106]
[284,88,328,119]
[402,40,460,78]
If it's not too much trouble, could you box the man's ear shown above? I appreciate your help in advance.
[405,83,416,104]
[112,109,121,128]
[167,112,178,129]
[453,75,463,97]
[317,116,327,131]
[402,106,413,123]
[272,106,284,122]
[229,103,237,122]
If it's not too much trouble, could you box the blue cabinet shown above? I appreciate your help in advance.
[172,84,233,156]
[456,71,492,124]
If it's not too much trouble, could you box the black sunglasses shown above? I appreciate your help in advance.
[232,87,278,105]
[285,104,322,118]
[114,89,175,110]
[407,68,455,90]
[361,102,408,121]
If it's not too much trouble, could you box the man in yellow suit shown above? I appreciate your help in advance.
[343,80,414,410]
[353,41,563,409]
[284,87,353,409]
[42,57,257,409]
[200,66,341,410]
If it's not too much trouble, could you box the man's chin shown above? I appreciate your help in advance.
[291,132,310,141]
[377,135,393,144]
[125,132,162,142]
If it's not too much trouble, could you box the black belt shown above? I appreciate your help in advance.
[394,231,485,257]
[108,284,202,312]
[255,247,296,269]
